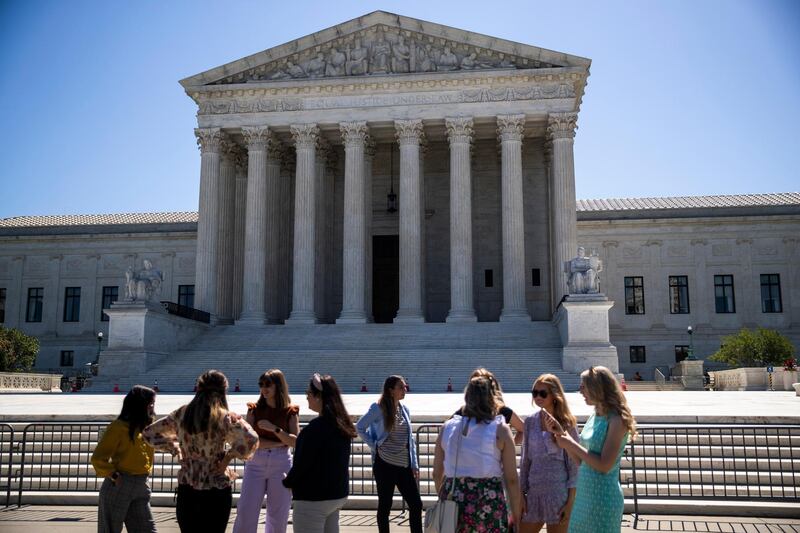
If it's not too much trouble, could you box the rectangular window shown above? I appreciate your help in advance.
[629,345,646,363]
[101,286,119,321]
[178,285,195,309]
[63,287,81,322]
[675,345,690,363]
[531,268,541,287]
[669,275,690,314]
[624,276,645,314]
[26,288,43,323]
[60,350,74,367]
[0,288,6,323]
[484,269,493,288]
[714,275,736,313]
[760,274,782,313]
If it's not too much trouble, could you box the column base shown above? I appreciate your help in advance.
[336,310,368,324]
[446,310,477,323]
[499,309,531,322]
[394,309,425,324]
[236,312,267,326]
[286,310,318,325]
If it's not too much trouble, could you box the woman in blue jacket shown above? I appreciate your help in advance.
[356,375,421,533]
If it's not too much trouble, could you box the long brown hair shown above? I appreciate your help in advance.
[581,366,638,440]
[118,385,156,441]
[379,375,405,432]
[256,369,291,410]
[462,376,499,423]
[532,373,576,431]
[308,374,357,439]
[471,367,506,408]
[182,370,229,435]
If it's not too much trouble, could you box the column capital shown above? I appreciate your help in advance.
[497,114,526,143]
[290,123,319,149]
[394,119,425,146]
[339,121,369,147]
[445,117,474,145]
[546,112,578,140]
[195,128,225,153]
[241,126,271,151]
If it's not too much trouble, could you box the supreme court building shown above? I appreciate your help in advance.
[1,12,798,391]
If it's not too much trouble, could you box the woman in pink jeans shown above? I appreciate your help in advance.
[233,369,299,533]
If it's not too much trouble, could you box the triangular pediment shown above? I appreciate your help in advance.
[181,11,590,88]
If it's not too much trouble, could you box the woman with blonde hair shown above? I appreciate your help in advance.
[234,369,299,533]
[519,374,579,533]
[454,368,525,444]
[143,370,258,533]
[542,366,637,533]
[433,376,522,532]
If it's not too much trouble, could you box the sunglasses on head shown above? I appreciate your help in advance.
[531,389,549,399]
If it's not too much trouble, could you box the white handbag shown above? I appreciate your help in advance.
[424,418,466,533]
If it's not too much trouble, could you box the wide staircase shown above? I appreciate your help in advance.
[95,321,579,393]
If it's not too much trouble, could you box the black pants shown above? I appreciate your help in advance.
[373,454,422,533]
[175,484,232,533]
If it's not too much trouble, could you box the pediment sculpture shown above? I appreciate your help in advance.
[215,26,560,85]
[124,259,163,302]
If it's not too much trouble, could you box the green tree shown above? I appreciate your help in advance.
[0,326,39,372]
[709,327,795,368]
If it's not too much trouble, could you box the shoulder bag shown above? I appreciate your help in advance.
[424,417,467,533]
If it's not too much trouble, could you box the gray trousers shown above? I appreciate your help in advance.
[97,474,157,533]
[291,498,347,533]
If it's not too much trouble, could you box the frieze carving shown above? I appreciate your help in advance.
[197,83,574,116]
[690,238,708,246]
[216,26,559,85]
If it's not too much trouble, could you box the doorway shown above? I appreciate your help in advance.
[372,235,399,323]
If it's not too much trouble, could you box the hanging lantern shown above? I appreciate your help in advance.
[387,144,398,213]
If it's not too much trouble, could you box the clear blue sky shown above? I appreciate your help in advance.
[1,0,798,218]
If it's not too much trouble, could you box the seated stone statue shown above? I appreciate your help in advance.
[565,247,603,294]
[124,259,164,302]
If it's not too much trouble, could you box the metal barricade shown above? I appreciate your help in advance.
[0,424,14,507]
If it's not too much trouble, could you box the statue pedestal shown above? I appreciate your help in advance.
[99,301,208,378]
[673,359,705,390]
[553,294,618,373]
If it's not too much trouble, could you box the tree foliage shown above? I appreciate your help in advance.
[0,326,39,372]
[709,327,796,368]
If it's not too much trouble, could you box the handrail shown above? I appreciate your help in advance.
[654,368,667,389]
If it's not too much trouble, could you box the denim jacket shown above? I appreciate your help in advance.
[355,402,418,471]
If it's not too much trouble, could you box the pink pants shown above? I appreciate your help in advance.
[233,447,293,533]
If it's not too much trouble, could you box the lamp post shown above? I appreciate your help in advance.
[92,332,103,376]
[687,326,697,361]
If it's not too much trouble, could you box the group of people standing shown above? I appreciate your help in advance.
[90,365,636,533]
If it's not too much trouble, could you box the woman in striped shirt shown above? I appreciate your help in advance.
[356,375,422,533]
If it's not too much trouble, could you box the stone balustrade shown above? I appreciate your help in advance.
[0,372,62,392]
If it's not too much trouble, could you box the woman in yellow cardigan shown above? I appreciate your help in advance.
[91,385,157,533]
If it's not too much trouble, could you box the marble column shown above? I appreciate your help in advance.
[445,117,477,322]
[419,140,428,319]
[314,139,330,323]
[265,141,283,323]
[278,149,296,322]
[194,127,225,318]
[238,127,270,324]
[232,152,247,320]
[394,119,425,323]
[287,124,319,324]
[337,121,369,323]
[498,114,531,321]
[547,112,579,303]
[215,142,237,323]
[364,138,376,322]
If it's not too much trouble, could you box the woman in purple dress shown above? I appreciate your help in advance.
[519,374,579,533]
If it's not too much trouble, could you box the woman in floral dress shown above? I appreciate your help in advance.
[143,370,259,533]
[542,366,637,533]
[432,376,522,532]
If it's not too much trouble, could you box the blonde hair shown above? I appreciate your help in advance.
[532,373,577,431]
[470,367,506,408]
[581,366,637,440]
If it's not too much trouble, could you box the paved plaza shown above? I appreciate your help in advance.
[1,390,798,423]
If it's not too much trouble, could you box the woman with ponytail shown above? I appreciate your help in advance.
[143,370,258,533]
[542,366,637,533]
[283,373,356,533]
[356,375,421,533]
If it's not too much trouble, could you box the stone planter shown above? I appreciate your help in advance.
[784,370,798,391]
[794,382,800,397]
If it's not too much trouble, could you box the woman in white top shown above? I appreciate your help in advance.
[432,376,522,532]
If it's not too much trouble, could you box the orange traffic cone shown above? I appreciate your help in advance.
[620,376,628,392]
[234,378,241,393]
[153,379,160,393]
[447,377,453,392]
[360,378,367,393]
[113,383,120,393]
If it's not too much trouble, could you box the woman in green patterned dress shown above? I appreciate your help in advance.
[541,366,637,533]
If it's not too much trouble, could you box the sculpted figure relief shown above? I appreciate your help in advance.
[416,43,436,72]
[326,48,346,76]
[565,247,603,294]
[369,32,391,74]
[346,38,368,76]
[436,47,458,71]
[391,35,411,73]
[307,53,327,78]
[286,61,306,78]
[124,259,164,302]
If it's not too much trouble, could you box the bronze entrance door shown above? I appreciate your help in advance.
[372,235,399,323]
